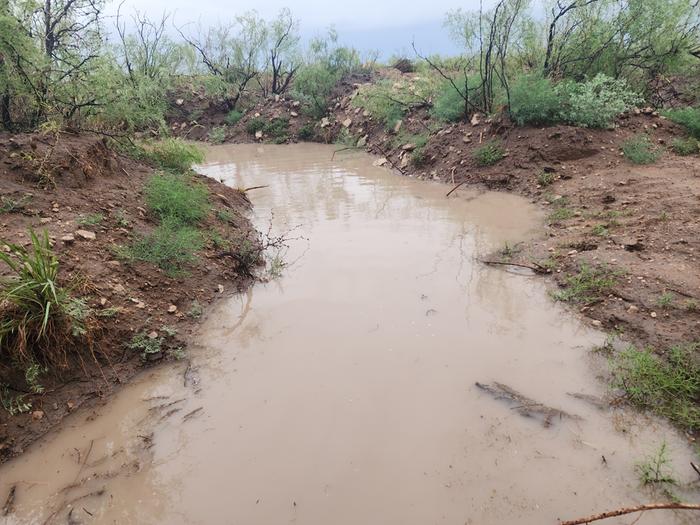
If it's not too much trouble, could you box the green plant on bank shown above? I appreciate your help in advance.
[208,126,226,144]
[352,79,408,129]
[553,264,618,304]
[245,118,266,135]
[209,231,230,249]
[591,224,610,237]
[611,343,700,431]
[77,213,104,227]
[0,195,31,214]
[145,173,209,226]
[671,137,699,156]
[657,292,675,309]
[245,116,289,142]
[685,299,698,312]
[473,140,505,166]
[431,80,470,122]
[0,230,90,370]
[636,442,678,486]
[509,74,561,126]
[537,170,555,186]
[142,139,204,174]
[127,332,162,361]
[224,110,243,126]
[0,384,32,416]
[622,135,661,164]
[335,128,358,148]
[187,300,203,319]
[548,206,575,224]
[664,107,700,139]
[297,123,315,141]
[113,209,131,228]
[126,219,204,277]
[234,237,263,277]
[215,209,234,223]
[24,362,46,393]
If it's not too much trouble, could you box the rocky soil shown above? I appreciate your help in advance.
[0,131,259,461]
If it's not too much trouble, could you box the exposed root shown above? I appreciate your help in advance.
[560,503,700,525]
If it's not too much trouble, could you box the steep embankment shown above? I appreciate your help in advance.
[166,70,700,353]
[0,132,259,461]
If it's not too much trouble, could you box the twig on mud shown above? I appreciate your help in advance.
[691,462,700,479]
[560,502,700,524]
[182,407,204,421]
[241,185,269,193]
[478,259,550,274]
[331,147,355,160]
[446,181,467,197]
[2,485,16,516]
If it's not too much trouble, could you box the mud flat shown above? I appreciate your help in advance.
[1,144,698,524]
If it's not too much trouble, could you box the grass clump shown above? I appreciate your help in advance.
[473,140,505,166]
[224,110,243,126]
[128,219,204,276]
[664,107,700,139]
[636,442,677,486]
[671,137,699,156]
[144,139,204,174]
[208,126,226,144]
[553,264,617,304]
[611,343,700,431]
[297,123,315,141]
[77,213,104,227]
[245,118,266,135]
[0,230,92,373]
[509,74,560,126]
[657,292,675,309]
[537,170,555,186]
[0,195,31,214]
[144,173,209,226]
[127,332,162,361]
[622,134,661,164]
[548,206,575,224]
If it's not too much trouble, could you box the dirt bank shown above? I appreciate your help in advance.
[0,132,259,462]
[166,69,699,353]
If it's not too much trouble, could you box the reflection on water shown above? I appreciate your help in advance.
[1,143,697,525]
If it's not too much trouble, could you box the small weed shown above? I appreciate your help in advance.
[297,123,315,141]
[224,110,243,126]
[143,139,204,174]
[266,252,286,279]
[548,207,575,223]
[245,118,266,135]
[473,140,505,167]
[145,173,209,226]
[95,307,120,318]
[591,224,610,237]
[537,171,555,186]
[208,126,226,144]
[169,347,186,360]
[187,300,203,319]
[636,442,677,486]
[659,211,669,221]
[335,128,357,148]
[24,363,46,394]
[113,209,131,228]
[499,242,519,260]
[553,264,618,304]
[622,135,661,165]
[209,231,230,249]
[215,209,234,223]
[657,292,675,309]
[684,299,698,312]
[77,213,104,227]
[0,384,32,416]
[127,332,163,361]
[671,137,699,156]
[611,343,700,431]
[0,195,31,214]
[160,325,177,337]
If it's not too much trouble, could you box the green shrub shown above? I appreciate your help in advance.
[473,140,505,166]
[622,134,660,164]
[537,170,555,186]
[145,139,204,173]
[352,81,405,129]
[208,126,226,144]
[129,219,204,276]
[297,123,315,141]
[509,75,560,126]
[671,137,699,156]
[611,344,700,431]
[264,117,290,140]
[224,110,243,126]
[664,107,700,139]
[431,82,467,122]
[127,332,163,361]
[556,74,641,128]
[245,118,266,135]
[145,173,209,226]
[0,230,90,369]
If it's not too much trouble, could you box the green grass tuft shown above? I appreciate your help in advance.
[473,140,505,167]
[145,173,209,226]
[622,135,660,164]
[553,264,617,304]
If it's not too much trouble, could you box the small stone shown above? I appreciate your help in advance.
[61,234,75,244]
[470,114,481,126]
[320,117,330,128]
[292,100,300,107]
[393,120,403,133]
[67,401,75,411]
[356,135,367,148]
[290,111,298,117]
[75,229,96,241]
[627,305,639,313]
[217,284,224,294]
[113,284,126,294]
[31,410,44,421]
[40,217,52,224]
[650,311,657,318]
[591,320,602,327]
[463,136,472,144]
[148,331,159,339]
[168,305,177,313]
[373,158,388,167]
[255,130,263,139]
[175,98,184,106]
[342,118,352,128]
[401,143,416,151]
[100,297,107,306]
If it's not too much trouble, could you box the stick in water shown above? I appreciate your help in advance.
[560,503,700,525]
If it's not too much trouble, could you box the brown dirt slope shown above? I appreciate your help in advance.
[0,131,258,462]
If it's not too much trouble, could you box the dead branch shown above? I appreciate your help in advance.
[446,181,467,197]
[2,485,16,516]
[479,259,550,274]
[560,503,700,525]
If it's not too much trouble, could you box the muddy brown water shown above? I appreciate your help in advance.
[1,144,698,524]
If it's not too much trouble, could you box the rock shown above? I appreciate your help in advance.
[100,297,107,306]
[356,135,368,148]
[61,234,75,244]
[400,156,409,168]
[393,120,403,133]
[650,311,657,318]
[627,305,639,313]
[373,158,388,167]
[31,410,44,421]
[401,143,416,151]
[641,107,654,115]
[471,114,481,126]
[168,305,177,313]
[217,284,224,294]
[40,217,52,224]
[342,118,352,128]
[292,100,300,107]
[591,320,602,327]
[255,130,263,139]
[363,110,370,117]
[113,284,126,294]
[75,230,96,241]
[175,98,184,106]
[320,117,330,128]
[148,331,159,339]
[463,136,472,144]
[274,94,280,102]
[621,237,643,251]
[290,111,298,117]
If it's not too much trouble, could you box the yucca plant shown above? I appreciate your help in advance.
[0,230,87,369]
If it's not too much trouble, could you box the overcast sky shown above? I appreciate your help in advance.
[107,0,489,56]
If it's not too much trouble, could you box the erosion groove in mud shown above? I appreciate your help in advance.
[1,144,697,525]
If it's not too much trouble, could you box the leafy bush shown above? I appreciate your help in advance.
[352,81,405,129]
[224,110,244,126]
[245,118,266,135]
[671,137,699,156]
[664,107,700,139]
[264,117,290,141]
[473,140,505,166]
[611,344,700,431]
[556,74,641,128]
[145,173,209,226]
[208,126,226,144]
[509,75,560,126]
[144,139,204,173]
[0,230,90,369]
[297,123,315,141]
[431,82,467,122]
[622,134,660,164]
[129,219,204,276]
